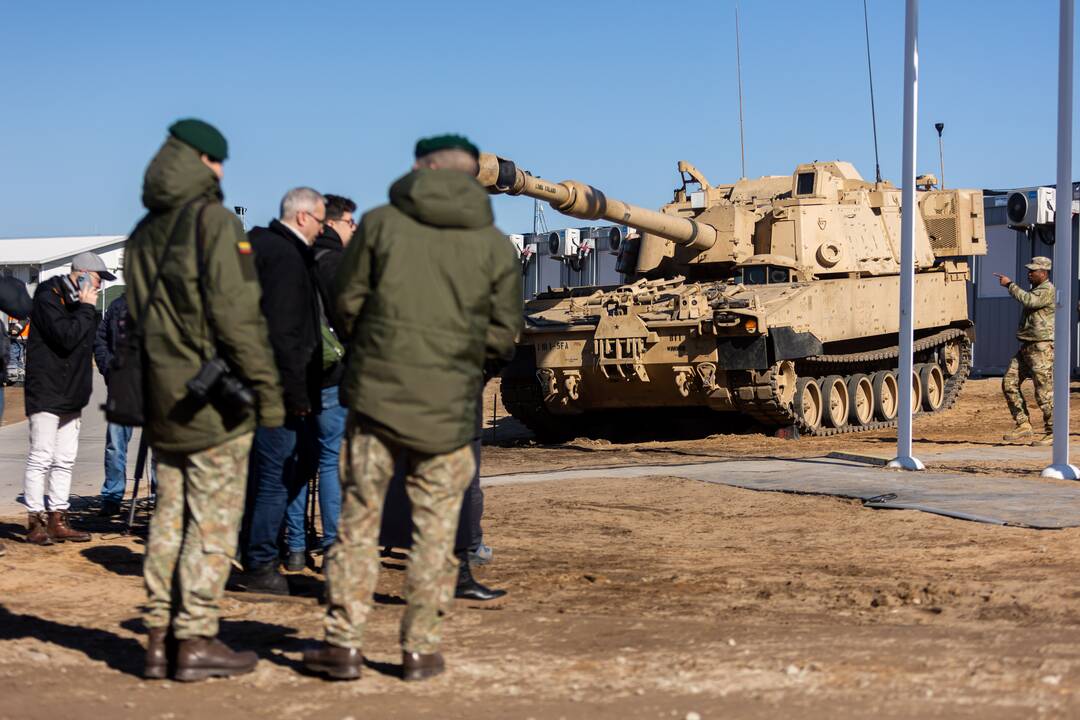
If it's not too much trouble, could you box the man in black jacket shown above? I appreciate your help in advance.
[23,252,114,545]
[239,187,325,593]
[282,194,355,570]
[94,293,156,515]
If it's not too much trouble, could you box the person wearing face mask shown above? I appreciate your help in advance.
[22,252,112,545]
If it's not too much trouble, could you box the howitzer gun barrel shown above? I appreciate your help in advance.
[477,152,717,251]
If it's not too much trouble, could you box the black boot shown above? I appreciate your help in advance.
[236,563,290,595]
[454,556,506,601]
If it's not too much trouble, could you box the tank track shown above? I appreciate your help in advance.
[502,327,972,442]
[734,327,972,437]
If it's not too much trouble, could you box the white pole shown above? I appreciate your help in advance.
[889,0,925,471]
[1042,0,1078,480]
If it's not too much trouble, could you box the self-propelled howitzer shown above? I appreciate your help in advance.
[479,152,986,439]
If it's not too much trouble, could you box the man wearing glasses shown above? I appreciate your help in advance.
[282,194,357,571]
[237,187,326,595]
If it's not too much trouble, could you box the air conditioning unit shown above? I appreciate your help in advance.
[1007,187,1058,228]
[547,228,581,259]
[507,233,525,257]
[601,225,630,253]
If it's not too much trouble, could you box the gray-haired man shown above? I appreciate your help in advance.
[237,187,326,594]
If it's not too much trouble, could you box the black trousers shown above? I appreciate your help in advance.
[379,407,484,555]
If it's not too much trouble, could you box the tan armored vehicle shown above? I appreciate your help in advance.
[479,153,986,439]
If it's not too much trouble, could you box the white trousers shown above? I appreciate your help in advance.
[23,411,82,513]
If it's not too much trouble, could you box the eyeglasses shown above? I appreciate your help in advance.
[328,217,357,229]
[303,210,327,226]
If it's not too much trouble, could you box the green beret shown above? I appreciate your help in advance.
[414,133,480,160]
[169,118,228,162]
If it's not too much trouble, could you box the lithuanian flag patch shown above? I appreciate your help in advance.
[237,240,252,255]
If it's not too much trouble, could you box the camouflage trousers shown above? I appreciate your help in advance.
[1002,341,1054,429]
[143,432,252,639]
[324,415,475,654]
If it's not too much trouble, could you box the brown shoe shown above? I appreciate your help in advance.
[402,650,445,682]
[174,637,257,682]
[1033,431,1054,447]
[144,627,171,679]
[25,512,54,546]
[302,642,362,680]
[46,511,90,543]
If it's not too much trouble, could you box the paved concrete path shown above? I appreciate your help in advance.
[483,456,1080,529]
[0,375,147,516]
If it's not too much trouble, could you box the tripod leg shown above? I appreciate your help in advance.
[124,433,149,535]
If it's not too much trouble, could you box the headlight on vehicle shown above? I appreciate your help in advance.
[743,318,758,333]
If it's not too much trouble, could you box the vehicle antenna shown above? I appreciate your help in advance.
[735,2,747,179]
[862,0,882,183]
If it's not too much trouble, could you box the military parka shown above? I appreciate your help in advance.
[335,168,523,455]
[125,137,284,453]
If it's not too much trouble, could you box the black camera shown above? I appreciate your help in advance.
[186,357,255,409]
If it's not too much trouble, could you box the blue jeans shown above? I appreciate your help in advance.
[101,423,157,503]
[285,386,345,551]
[245,414,317,567]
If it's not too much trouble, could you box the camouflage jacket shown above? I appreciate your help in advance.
[1009,279,1055,343]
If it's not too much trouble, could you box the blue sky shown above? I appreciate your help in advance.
[1,0,1077,239]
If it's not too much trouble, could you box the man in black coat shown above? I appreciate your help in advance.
[23,252,114,545]
[239,187,325,594]
[282,194,356,571]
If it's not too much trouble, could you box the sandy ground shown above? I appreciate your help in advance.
[2,377,1080,718]
[2,386,25,427]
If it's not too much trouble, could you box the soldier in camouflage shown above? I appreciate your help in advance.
[125,120,284,681]
[995,256,1055,446]
[303,135,522,682]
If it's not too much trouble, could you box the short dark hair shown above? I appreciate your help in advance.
[324,194,357,222]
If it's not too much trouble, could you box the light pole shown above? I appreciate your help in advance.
[1042,0,1078,481]
[888,0,924,471]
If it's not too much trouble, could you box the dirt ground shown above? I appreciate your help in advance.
[3,377,1080,718]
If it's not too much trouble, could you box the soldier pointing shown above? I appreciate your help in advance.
[994,256,1054,446]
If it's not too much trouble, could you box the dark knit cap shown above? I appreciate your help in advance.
[414,133,480,160]
[169,118,229,161]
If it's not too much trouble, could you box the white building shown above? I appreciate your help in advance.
[0,235,127,308]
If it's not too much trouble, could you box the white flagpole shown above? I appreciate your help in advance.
[889,0,924,471]
[1042,0,1078,481]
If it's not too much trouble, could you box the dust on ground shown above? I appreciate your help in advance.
[3,377,1080,718]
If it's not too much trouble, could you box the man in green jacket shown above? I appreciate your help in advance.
[304,134,523,682]
[125,119,285,682]
[995,256,1055,446]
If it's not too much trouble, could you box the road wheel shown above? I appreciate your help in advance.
[910,368,923,414]
[793,377,823,430]
[942,341,962,376]
[919,362,946,412]
[846,373,874,425]
[821,375,849,428]
[871,370,899,421]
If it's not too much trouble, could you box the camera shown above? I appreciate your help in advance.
[186,357,255,409]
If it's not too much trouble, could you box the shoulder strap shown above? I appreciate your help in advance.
[133,199,200,335]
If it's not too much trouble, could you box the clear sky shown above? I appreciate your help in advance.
[1,0,1077,239]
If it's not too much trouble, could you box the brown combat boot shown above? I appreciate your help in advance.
[402,650,445,681]
[144,627,171,679]
[302,642,363,680]
[174,637,257,682]
[46,511,90,542]
[1003,421,1034,443]
[25,512,54,545]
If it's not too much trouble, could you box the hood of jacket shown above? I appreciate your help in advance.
[388,168,493,229]
[313,226,344,254]
[142,136,222,212]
